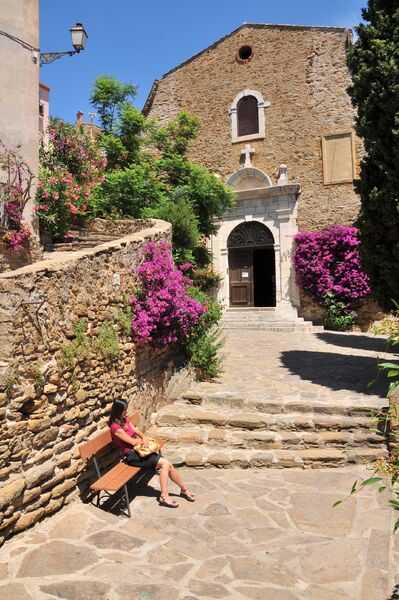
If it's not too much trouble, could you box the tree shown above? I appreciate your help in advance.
[90,75,137,133]
[89,76,234,265]
[347,0,399,309]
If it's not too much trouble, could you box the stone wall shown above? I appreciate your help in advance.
[298,291,383,332]
[145,24,360,230]
[0,219,181,543]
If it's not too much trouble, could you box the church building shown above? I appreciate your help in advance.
[143,24,360,315]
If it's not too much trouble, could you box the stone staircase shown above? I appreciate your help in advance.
[148,389,387,469]
[222,306,324,332]
[43,227,120,257]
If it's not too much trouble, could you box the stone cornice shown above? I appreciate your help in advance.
[234,184,300,201]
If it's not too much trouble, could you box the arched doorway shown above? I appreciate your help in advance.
[227,221,276,307]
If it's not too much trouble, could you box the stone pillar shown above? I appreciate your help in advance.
[276,208,295,305]
[0,0,40,233]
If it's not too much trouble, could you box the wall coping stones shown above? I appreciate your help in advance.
[0,220,171,280]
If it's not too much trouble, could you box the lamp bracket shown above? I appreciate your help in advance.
[40,50,79,65]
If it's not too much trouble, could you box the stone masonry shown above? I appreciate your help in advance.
[144,24,361,231]
[0,218,184,544]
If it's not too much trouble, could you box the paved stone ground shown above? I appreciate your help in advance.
[0,467,398,600]
[187,329,395,409]
[2,329,399,599]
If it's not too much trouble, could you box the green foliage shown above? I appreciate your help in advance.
[187,286,224,379]
[190,266,223,291]
[93,320,120,359]
[152,111,200,157]
[2,370,17,393]
[323,293,356,331]
[89,77,234,266]
[90,75,137,132]
[90,163,163,219]
[60,318,90,369]
[176,162,235,237]
[336,304,399,531]
[347,2,399,309]
[187,327,224,380]
[26,363,45,394]
[116,296,133,337]
[143,197,199,250]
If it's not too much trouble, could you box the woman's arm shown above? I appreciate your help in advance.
[128,423,149,447]
[113,427,142,448]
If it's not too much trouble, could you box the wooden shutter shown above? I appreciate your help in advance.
[237,96,259,137]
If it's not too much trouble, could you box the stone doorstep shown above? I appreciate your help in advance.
[167,446,387,469]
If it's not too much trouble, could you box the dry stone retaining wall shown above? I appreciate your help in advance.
[0,219,180,543]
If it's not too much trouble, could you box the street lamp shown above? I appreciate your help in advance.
[0,23,88,66]
[40,23,88,65]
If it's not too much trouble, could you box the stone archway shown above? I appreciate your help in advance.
[227,221,276,307]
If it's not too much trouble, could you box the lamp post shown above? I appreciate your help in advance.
[40,23,88,65]
[0,23,88,66]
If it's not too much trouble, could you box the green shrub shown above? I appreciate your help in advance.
[187,286,224,379]
[90,163,163,219]
[143,197,199,251]
[323,293,356,331]
[187,327,224,380]
[93,320,120,359]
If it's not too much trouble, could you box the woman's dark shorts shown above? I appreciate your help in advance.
[124,450,162,470]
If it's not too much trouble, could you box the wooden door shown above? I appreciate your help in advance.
[229,249,253,306]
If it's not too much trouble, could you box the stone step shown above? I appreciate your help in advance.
[151,405,377,432]
[148,424,382,451]
[180,392,385,417]
[164,445,387,469]
[223,324,324,332]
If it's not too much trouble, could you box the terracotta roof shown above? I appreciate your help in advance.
[142,23,352,115]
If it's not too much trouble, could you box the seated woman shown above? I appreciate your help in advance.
[108,398,195,508]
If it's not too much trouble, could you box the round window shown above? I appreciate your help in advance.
[237,45,253,63]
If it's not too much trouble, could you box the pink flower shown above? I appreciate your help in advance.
[69,204,78,215]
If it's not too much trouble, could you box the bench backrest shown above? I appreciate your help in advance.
[78,411,140,460]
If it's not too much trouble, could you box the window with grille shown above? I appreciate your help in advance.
[237,95,259,137]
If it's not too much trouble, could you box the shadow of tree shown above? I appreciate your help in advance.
[316,331,396,355]
[280,350,389,398]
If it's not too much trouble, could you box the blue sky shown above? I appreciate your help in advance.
[39,0,365,124]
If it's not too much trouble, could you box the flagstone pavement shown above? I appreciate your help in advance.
[1,330,399,599]
[1,467,399,600]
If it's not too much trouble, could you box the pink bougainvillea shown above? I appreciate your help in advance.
[292,225,371,305]
[130,241,206,346]
[0,140,32,251]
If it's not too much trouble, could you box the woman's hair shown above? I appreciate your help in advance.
[108,398,128,427]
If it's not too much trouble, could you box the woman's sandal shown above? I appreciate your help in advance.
[158,495,179,508]
[180,488,196,502]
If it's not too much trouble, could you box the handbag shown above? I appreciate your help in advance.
[134,438,160,458]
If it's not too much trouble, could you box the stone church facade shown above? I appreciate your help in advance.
[144,24,360,313]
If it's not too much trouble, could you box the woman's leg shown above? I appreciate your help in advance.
[168,463,195,500]
[156,457,171,498]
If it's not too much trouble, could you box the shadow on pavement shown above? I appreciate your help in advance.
[281,350,389,398]
[316,331,395,354]
[89,470,159,518]
[389,585,399,600]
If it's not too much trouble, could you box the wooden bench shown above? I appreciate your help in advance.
[78,412,166,517]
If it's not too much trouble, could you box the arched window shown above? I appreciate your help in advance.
[229,89,270,143]
[237,96,259,137]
